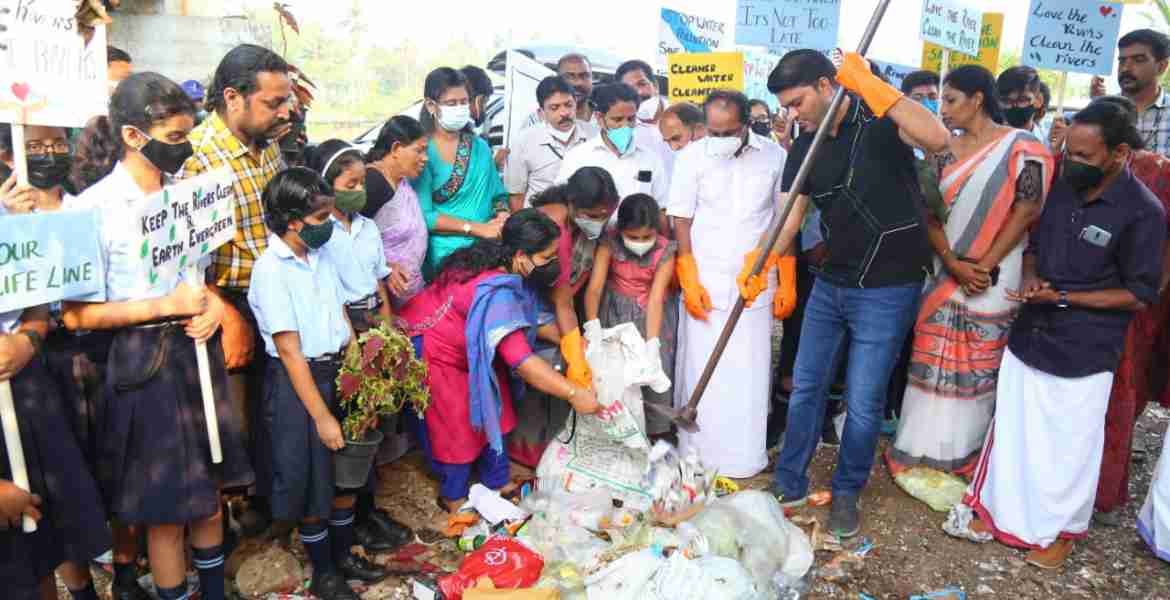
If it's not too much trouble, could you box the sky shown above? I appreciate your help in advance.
[258,0,1165,94]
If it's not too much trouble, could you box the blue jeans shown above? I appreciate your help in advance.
[774,277,920,498]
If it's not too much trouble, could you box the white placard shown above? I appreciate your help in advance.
[134,169,237,286]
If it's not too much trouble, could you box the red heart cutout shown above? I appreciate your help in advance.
[1099,6,1113,16]
[10,82,29,101]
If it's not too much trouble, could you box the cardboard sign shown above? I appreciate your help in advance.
[0,210,104,312]
[502,50,555,150]
[668,52,745,104]
[744,51,782,110]
[922,12,1004,73]
[1023,0,1124,76]
[135,169,236,286]
[658,7,729,75]
[735,0,841,57]
[920,0,983,58]
[870,60,920,93]
[0,1,107,126]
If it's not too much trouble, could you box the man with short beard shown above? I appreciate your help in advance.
[177,43,292,538]
[1090,29,1170,157]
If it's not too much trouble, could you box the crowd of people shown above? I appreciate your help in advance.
[1,23,1169,600]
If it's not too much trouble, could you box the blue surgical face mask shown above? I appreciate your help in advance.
[605,125,634,153]
[921,98,939,115]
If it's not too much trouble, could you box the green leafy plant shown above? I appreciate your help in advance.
[336,321,429,441]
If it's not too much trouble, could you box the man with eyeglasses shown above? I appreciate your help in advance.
[667,89,789,481]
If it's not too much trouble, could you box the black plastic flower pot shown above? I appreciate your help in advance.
[333,429,384,489]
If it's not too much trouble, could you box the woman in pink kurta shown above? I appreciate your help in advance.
[397,209,601,530]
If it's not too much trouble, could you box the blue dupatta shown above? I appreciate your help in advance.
[465,274,553,453]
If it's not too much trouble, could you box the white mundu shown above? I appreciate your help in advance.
[666,131,787,478]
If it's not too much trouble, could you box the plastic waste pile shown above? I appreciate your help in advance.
[419,323,813,600]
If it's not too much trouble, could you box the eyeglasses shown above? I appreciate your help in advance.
[25,141,71,155]
[999,96,1036,109]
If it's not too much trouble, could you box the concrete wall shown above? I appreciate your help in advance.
[108,0,271,84]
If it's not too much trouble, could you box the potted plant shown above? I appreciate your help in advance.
[335,321,429,488]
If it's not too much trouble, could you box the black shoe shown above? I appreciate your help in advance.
[829,494,861,538]
[310,572,360,600]
[366,509,413,547]
[338,553,387,583]
[354,520,395,552]
[110,578,151,600]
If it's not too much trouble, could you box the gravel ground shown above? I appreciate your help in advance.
[63,404,1169,599]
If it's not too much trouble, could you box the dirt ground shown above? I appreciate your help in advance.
[67,406,1170,600]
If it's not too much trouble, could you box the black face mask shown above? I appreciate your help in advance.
[750,121,772,136]
[1004,106,1037,129]
[140,136,194,175]
[525,257,561,289]
[26,153,72,190]
[1062,157,1107,192]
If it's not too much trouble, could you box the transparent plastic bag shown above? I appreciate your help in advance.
[894,467,968,512]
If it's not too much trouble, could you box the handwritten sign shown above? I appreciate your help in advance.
[870,60,920,93]
[744,51,782,110]
[920,0,983,58]
[1023,0,1124,76]
[922,12,1004,73]
[668,52,745,104]
[735,0,841,57]
[0,0,107,126]
[0,210,104,312]
[658,7,729,75]
[135,169,236,286]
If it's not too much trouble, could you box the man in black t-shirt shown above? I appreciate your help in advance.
[739,50,949,538]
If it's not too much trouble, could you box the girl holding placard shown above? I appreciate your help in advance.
[62,72,252,600]
[0,305,110,600]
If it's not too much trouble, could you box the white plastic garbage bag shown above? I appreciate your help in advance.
[584,548,664,600]
[688,491,814,592]
[536,322,671,509]
[648,554,765,600]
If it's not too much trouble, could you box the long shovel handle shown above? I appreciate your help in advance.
[680,0,896,425]
[1,381,36,532]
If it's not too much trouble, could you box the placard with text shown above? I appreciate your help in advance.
[1023,0,1124,76]
[0,210,104,312]
[920,0,983,58]
[668,52,745,105]
[658,7,729,75]
[922,13,1004,74]
[735,0,841,57]
[135,169,237,286]
[0,0,107,126]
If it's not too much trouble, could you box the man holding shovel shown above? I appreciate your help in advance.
[749,49,949,538]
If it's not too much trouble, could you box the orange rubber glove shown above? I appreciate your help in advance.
[835,52,904,118]
[737,249,780,307]
[676,254,713,320]
[774,255,798,319]
[560,327,593,390]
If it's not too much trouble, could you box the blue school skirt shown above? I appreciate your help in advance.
[263,358,351,521]
[0,357,111,596]
[100,323,253,524]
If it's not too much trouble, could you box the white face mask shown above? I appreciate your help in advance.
[547,121,576,143]
[574,216,606,240]
[623,236,655,257]
[436,104,471,131]
[637,96,663,122]
[706,135,742,160]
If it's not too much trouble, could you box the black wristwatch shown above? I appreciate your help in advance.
[1057,290,1070,309]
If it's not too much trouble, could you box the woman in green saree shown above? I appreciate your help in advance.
[414,67,509,278]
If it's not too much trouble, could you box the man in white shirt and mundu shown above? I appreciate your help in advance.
[667,89,791,478]
[505,76,596,211]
